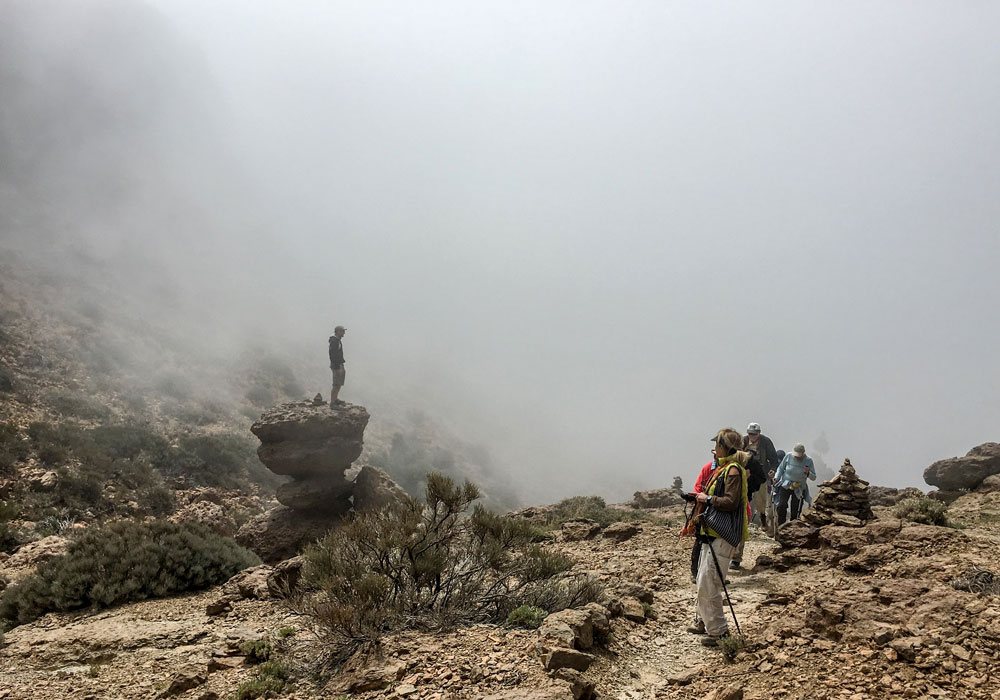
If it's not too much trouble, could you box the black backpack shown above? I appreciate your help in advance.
[745,455,768,495]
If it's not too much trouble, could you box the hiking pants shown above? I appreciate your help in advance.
[777,487,802,525]
[696,537,738,637]
[749,484,768,525]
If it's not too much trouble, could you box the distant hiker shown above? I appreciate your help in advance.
[765,449,785,536]
[687,428,749,647]
[729,422,778,569]
[772,443,816,525]
[329,325,346,405]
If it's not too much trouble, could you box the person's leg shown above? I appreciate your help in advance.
[751,485,768,529]
[696,539,736,639]
[731,539,745,570]
[777,487,791,525]
[690,538,701,581]
[791,492,802,520]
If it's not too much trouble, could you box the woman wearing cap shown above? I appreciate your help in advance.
[773,443,816,525]
[688,427,750,646]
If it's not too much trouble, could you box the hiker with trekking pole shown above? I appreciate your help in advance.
[680,427,750,646]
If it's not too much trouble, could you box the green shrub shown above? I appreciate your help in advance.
[893,497,949,526]
[276,626,296,638]
[545,496,644,529]
[506,605,548,629]
[0,520,260,627]
[718,634,746,663]
[232,675,287,700]
[238,638,274,663]
[301,473,599,656]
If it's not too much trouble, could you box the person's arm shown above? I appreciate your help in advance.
[765,438,778,471]
[693,462,713,494]
[774,455,787,483]
[806,458,817,480]
[707,466,743,511]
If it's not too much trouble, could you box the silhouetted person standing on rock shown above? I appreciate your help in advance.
[329,325,346,405]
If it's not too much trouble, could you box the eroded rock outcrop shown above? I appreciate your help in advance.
[923,442,1000,491]
[251,401,370,511]
[239,401,412,562]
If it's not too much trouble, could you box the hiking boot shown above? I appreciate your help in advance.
[729,560,742,571]
[700,634,726,647]
[686,620,706,634]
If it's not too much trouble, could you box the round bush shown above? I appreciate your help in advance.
[0,520,260,627]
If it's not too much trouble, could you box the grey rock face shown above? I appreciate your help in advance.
[923,442,1000,491]
[353,465,411,512]
[275,476,354,511]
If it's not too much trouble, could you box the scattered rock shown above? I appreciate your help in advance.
[621,597,647,624]
[2,535,69,580]
[615,582,654,604]
[977,473,1000,493]
[204,599,233,616]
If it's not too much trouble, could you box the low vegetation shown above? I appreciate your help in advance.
[231,660,290,700]
[505,605,548,629]
[893,497,949,526]
[0,520,260,628]
[300,472,601,658]
[544,495,644,529]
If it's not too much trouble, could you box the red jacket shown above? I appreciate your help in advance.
[694,460,751,519]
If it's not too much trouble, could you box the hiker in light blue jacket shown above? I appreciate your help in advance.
[773,443,816,525]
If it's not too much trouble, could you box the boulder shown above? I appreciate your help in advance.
[157,664,207,698]
[923,442,1000,491]
[977,474,1000,493]
[631,488,683,508]
[223,565,273,600]
[560,519,601,542]
[275,476,353,512]
[353,465,411,512]
[602,521,641,542]
[541,648,596,672]
[548,668,597,700]
[235,506,344,563]
[266,555,305,597]
[775,520,820,549]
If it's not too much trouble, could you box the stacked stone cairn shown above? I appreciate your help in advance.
[803,458,875,527]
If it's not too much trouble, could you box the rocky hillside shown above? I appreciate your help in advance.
[1,459,998,700]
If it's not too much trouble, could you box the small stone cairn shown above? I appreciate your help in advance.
[803,458,875,527]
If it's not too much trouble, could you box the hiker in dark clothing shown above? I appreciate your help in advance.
[329,325,346,405]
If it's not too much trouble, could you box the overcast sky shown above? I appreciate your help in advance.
[8,1,1000,498]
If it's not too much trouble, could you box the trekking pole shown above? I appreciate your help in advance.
[704,536,742,637]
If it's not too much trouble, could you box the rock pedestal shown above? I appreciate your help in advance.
[238,400,411,562]
[251,401,370,511]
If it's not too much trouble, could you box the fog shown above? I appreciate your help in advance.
[3,0,999,500]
